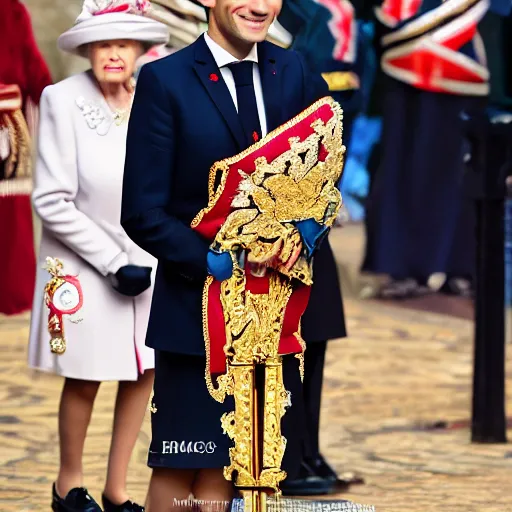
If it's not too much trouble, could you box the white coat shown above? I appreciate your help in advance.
[28,70,156,381]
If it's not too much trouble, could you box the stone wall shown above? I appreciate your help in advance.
[23,0,88,82]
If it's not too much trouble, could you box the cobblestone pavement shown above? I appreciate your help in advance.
[1,226,511,511]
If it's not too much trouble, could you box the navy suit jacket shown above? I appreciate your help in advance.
[122,35,345,355]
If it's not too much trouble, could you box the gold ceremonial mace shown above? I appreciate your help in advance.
[192,98,369,512]
[207,261,303,512]
[236,355,286,512]
[241,361,267,512]
[223,348,286,512]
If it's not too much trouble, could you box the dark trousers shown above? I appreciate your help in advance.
[302,341,327,458]
[362,77,481,280]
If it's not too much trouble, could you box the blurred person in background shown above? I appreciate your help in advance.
[0,0,52,316]
[27,1,168,511]
[276,0,363,495]
[361,0,490,299]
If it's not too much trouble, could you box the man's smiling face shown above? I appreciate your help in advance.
[207,0,282,52]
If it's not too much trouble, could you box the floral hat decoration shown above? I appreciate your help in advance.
[58,0,169,57]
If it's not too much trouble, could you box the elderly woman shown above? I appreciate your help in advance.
[27,2,168,511]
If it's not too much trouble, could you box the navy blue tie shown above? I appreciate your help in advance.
[228,61,262,147]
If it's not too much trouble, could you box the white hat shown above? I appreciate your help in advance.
[58,0,170,57]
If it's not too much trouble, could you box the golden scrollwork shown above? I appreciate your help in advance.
[201,97,345,500]
[211,104,345,287]
[222,366,257,488]
[261,361,289,473]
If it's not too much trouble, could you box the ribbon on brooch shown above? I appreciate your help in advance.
[43,257,84,355]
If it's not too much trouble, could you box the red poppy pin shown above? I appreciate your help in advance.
[252,131,259,142]
[209,73,219,82]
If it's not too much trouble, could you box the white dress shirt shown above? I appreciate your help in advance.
[204,33,268,137]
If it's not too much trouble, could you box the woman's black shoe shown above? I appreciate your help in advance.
[51,483,102,512]
[102,494,145,512]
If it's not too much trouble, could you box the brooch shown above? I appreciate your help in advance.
[75,96,112,135]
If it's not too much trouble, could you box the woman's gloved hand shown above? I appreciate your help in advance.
[109,265,152,296]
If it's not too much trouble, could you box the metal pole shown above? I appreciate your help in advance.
[462,112,510,443]
[471,198,507,442]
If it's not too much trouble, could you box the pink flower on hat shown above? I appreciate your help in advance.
[78,0,151,20]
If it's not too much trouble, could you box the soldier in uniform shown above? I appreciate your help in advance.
[362,0,490,298]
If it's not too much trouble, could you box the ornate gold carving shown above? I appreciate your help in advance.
[211,103,344,287]
[191,96,345,232]
[261,361,288,474]
[201,97,345,499]
[222,365,257,488]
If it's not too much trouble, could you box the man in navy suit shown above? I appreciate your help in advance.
[122,0,345,507]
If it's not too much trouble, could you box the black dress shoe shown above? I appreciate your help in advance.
[304,454,338,481]
[52,483,102,512]
[102,494,145,512]
[307,455,366,487]
[280,461,339,496]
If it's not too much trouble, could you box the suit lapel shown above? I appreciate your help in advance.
[193,35,246,150]
[258,41,284,133]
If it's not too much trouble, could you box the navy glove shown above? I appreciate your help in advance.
[207,250,233,281]
[110,264,152,297]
